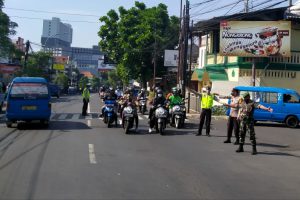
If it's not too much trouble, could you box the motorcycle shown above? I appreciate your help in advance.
[154,104,168,135]
[170,103,186,129]
[122,103,136,134]
[103,100,117,128]
[138,97,147,115]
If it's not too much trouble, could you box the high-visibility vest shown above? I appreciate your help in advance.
[201,94,214,109]
[82,88,90,100]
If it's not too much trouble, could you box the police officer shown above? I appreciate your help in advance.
[237,92,273,155]
[196,86,219,136]
[82,86,90,116]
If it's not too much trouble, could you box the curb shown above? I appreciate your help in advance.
[186,113,227,120]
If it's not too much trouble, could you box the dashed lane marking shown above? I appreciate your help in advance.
[88,144,97,164]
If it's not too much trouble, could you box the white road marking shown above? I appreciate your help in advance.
[138,115,143,120]
[50,113,56,119]
[88,144,97,164]
[87,103,91,114]
[57,114,67,120]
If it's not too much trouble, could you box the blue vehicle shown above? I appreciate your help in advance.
[103,100,117,128]
[4,77,51,128]
[234,86,300,128]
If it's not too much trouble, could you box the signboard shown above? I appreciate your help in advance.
[53,64,65,70]
[164,50,179,66]
[220,21,291,57]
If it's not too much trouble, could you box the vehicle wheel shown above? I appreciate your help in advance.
[115,117,118,127]
[104,116,107,124]
[57,95,59,98]
[285,116,299,128]
[107,117,111,128]
[142,109,145,115]
[175,118,180,129]
[6,120,13,128]
[124,121,129,134]
[159,123,164,135]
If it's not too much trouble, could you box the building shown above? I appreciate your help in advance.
[191,7,300,95]
[41,17,73,48]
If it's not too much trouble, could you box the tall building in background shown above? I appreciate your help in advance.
[41,17,72,48]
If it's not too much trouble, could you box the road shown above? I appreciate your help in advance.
[0,94,300,200]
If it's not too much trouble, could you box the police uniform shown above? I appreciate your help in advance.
[82,87,90,116]
[197,93,214,136]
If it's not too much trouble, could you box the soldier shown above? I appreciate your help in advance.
[236,92,273,155]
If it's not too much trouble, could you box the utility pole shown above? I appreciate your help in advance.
[177,0,183,86]
[244,0,249,13]
[153,26,157,88]
[187,20,193,113]
[24,40,30,73]
[182,0,189,98]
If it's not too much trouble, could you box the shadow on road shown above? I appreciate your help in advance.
[257,142,290,149]
[258,151,300,158]
[255,122,300,129]
[16,121,91,130]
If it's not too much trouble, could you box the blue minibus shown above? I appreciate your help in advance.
[4,77,51,128]
[234,86,300,128]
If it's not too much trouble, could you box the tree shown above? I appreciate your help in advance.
[91,77,100,90]
[54,73,68,89]
[98,2,179,86]
[79,76,89,90]
[0,0,18,57]
[22,51,52,79]
[107,69,119,88]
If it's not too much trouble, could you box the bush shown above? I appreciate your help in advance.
[212,105,227,116]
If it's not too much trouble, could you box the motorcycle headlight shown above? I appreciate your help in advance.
[173,106,181,112]
[156,107,165,115]
[124,107,133,114]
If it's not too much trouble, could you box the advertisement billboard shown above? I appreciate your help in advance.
[164,50,179,66]
[220,21,291,57]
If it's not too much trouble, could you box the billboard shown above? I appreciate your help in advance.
[220,21,291,57]
[53,64,65,70]
[164,50,179,66]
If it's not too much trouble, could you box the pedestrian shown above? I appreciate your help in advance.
[236,92,273,155]
[223,88,241,145]
[196,86,219,136]
[82,86,90,116]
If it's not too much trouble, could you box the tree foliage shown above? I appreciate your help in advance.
[107,69,119,88]
[98,1,179,86]
[79,76,89,90]
[0,0,18,56]
[22,51,52,78]
[54,73,68,89]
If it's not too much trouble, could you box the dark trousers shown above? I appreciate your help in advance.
[82,99,89,115]
[198,108,212,135]
[227,116,239,141]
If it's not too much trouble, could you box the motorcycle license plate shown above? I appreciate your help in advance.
[22,106,37,111]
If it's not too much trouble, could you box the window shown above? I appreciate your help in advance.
[10,83,49,99]
[261,92,278,104]
[283,94,300,103]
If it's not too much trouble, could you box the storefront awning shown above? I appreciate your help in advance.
[191,66,228,81]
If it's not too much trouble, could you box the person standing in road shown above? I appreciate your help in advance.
[196,86,219,136]
[82,86,90,116]
[223,89,241,145]
[236,92,273,155]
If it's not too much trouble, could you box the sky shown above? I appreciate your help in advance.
[3,0,297,50]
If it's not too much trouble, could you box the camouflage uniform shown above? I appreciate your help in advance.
[237,99,259,154]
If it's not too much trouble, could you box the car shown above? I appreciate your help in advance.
[68,86,77,95]
[4,77,52,128]
[49,83,61,98]
[234,86,300,128]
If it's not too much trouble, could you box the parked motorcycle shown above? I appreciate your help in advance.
[138,97,147,115]
[154,104,168,135]
[122,103,136,134]
[103,100,117,128]
[170,104,186,129]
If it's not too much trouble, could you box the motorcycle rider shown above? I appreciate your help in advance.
[168,87,182,109]
[148,89,167,133]
[115,87,123,99]
[100,87,117,117]
[137,88,147,112]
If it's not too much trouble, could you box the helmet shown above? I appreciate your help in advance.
[172,87,178,94]
[154,86,160,92]
[141,88,145,92]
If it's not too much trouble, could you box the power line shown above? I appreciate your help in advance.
[8,15,99,23]
[3,7,100,17]
[190,0,217,9]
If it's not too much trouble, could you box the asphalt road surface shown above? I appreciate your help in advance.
[0,94,300,200]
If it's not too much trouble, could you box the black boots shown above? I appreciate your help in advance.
[224,139,231,143]
[236,144,244,153]
[252,145,257,155]
[234,140,239,145]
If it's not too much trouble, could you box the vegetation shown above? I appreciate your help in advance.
[0,0,18,57]
[79,76,89,90]
[98,1,179,86]
[107,70,119,88]
[54,73,68,89]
